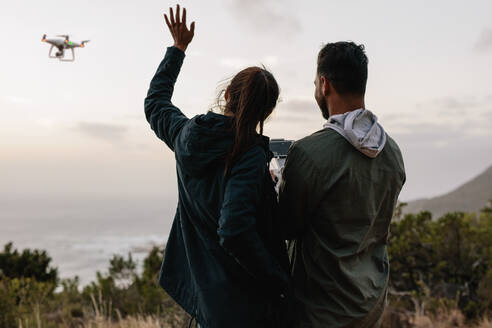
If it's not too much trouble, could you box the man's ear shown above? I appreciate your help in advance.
[320,76,330,97]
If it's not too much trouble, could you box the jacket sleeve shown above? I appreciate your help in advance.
[144,46,189,151]
[218,148,288,293]
[278,144,320,240]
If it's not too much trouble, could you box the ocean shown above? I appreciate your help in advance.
[0,192,176,286]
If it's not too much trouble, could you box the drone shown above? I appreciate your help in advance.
[41,34,90,62]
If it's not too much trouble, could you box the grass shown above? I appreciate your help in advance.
[78,312,492,328]
[382,307,492,328]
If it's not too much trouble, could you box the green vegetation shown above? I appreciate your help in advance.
[1,202,492,327]
[387,201,492,325]
[0,244,187,328]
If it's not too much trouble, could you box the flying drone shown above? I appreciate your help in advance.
[41,34,90,62]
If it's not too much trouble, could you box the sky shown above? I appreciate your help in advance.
[1,0,492,212]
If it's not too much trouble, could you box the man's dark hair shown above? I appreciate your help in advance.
[317,41,368,96]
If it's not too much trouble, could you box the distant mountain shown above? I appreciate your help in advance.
[404,165,492,218]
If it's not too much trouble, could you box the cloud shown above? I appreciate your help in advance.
[276,98,319,115]
[410,95,490,118]
[270,96,492,143]
[4,95,32,104]
[219,57,249,69]
[36,118,57,128]
[219,55,280,69]
[381,108,492,138]
[223,0,301,36]
[123,114,143,121]
[73,122,128,143]
[431,97,480,110]
[414,96,481,113]
[269,98,321,123]
[474,28,492,52]
[376,94,492,140]
[274,97,492,139]
[391,122,492,149]
[260,98,323,139]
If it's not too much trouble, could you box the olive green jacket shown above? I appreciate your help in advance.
[278,128,405,328]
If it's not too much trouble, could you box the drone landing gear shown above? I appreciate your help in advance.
[59,49,75,62]
[48,45,75,62]
[48,45,60,58]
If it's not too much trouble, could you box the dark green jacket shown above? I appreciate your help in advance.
[144,46,290,328]
[278,128,405,328]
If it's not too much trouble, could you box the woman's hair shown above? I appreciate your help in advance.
[219,66,279,174]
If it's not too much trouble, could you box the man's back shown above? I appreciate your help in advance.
[279,127,405,328]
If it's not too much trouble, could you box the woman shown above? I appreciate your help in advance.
[144,5,291,328]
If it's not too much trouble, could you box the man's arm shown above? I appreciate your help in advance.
[278,144,320,240]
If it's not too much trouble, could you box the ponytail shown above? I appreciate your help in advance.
[223,67,279,174]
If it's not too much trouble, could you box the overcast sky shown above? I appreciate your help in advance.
[1,0,492,207]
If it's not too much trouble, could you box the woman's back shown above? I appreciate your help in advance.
[144,7,289,327]
[158,111,286,328]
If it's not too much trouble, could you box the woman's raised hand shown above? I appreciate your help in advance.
[164,4,195,52]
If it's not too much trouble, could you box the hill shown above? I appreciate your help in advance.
[404,165,492,218]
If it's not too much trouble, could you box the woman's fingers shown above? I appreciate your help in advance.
[169,7,175,25]
[175,4,180,25]
[164,4,194,50]
[164,14,172,31]
[168,5,192,32]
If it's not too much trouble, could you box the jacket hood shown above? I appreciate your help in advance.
[323,108,386,158]
[175,111,234,176]
[175,111,270,176]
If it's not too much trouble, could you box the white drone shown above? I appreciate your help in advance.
[41,34,90,62]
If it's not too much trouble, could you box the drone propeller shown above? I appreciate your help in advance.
[80,40,90,48]
[41,34,46,42]
[56,35,70,43]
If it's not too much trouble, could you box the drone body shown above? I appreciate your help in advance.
[42,34,89,62]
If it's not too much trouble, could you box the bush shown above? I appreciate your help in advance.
[0,242,58,284]
[0,279,17,328]
[0,243,187,327]
[388,206,492,320]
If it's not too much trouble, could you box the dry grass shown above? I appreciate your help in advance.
[80,313,492,328]
[477,317,492,328]
[79,292,188,328]
[411,309,464,328]
[81,310,491,328]
[382,307,492,328]
[83,315,171,328]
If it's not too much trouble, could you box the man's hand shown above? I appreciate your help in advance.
[164,4,195,52]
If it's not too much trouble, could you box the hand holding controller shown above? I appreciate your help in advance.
[269,139,294,191]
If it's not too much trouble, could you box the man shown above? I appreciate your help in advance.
[278,42,406,328]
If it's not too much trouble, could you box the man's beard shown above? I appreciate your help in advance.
[319,97,330,120]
